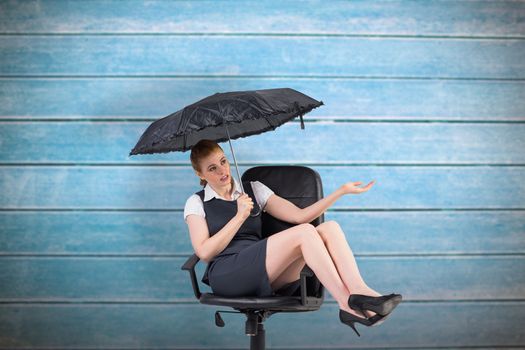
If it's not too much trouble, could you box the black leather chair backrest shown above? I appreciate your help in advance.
[241,165,325,238]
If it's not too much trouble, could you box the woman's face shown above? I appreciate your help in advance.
[196,150,232,188]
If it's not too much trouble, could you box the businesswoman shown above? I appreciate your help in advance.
[184,139,402,336]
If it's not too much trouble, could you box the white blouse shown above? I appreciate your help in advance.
[184,177,275,223]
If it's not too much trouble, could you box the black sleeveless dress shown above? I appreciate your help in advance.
[196,180,301,298]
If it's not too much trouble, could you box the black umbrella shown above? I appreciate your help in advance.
[129,87,324,216]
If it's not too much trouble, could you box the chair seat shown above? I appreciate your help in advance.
[199,293,320,311]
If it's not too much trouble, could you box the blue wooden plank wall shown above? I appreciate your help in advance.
[0,0,524,348]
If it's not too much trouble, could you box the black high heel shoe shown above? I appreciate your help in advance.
[338,309,373,337]
[367,312,391,327]
[348,293,402,318]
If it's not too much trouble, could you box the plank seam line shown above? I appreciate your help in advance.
[1,208,525,212]
[0,346,521,349]
[1,118,525,123]
[1,299,524,305]
[1,32,525,40]
[0,347,521,350]
[0,75,524,81]
[1,163,525,167]
[0,116,525,123]
[0,253,524,258]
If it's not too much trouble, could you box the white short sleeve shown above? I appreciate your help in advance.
[251,181,275,212]
[184,194,205,222]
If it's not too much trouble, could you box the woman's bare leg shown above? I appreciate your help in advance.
[269,255,305,291]
[315,220,382,317]
[265,223,365,317]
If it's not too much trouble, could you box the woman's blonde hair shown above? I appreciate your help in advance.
[190,139,224,187]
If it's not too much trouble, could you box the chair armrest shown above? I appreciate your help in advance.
[181,253,202,300]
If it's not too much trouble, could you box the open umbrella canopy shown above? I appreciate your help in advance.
[129,87,324,155]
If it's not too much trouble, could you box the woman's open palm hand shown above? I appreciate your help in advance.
[340,180,376,195]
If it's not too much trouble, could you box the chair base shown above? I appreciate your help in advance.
[213,309,271,350]
[246,310,268,350]
[250,322,265,350]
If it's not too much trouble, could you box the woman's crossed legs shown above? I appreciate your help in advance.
[265,220,381,318]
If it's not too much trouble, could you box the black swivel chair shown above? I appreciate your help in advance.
[181,165,326,350]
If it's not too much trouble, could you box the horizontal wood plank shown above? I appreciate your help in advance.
[0,302,524,348]
[0,0,523,37]
[1,211,524,255]
[1,79,523,120]
[1,36,524,78]
[0,256,523,301]
[1,166,524,209]
[1,121,524,163]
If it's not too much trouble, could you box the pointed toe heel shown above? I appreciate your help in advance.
[368,312,392,327]
[339,309,373,337]
[349,293,402,316]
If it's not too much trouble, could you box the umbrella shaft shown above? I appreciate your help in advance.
[225,124,245,194]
